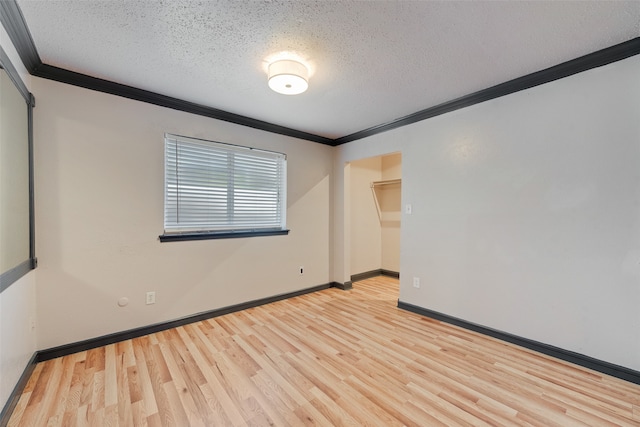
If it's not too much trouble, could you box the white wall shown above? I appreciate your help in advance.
[0,273,37,407]
[333,56,640,371]
[33,77,333,350]
[0,23,37,410]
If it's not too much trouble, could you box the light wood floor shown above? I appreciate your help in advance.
[8,276,640,426]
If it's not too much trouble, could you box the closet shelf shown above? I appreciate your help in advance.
[370,179,401,188]
[371,179,401,221]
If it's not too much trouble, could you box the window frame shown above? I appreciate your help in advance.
[0,47,37,293]
[159,133,289,242]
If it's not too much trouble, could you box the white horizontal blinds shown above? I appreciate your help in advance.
[164,134,286,233]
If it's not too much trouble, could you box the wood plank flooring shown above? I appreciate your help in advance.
[8,276,640,426]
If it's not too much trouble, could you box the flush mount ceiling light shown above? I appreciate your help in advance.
[268,59,309,95]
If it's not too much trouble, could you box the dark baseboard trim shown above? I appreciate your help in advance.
[331,282,353,291]
[1,283,333,422]
[0,353,38,427]
[331,281,353,290]
[351,270,382,282]
[37,283,331,362]
[397,301,640,386]
[380,269,400,279]
[351,269,400,282]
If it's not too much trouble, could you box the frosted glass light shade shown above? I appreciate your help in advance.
[268,59,309,95]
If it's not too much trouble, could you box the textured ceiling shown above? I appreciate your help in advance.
[15,0,640,139]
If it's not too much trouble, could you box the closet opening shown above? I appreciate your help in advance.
[345,152,401,292]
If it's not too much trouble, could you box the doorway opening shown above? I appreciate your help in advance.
[345,152,401,293]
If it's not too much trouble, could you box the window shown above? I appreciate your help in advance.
[161,134,288,242]
[0,51,36,293]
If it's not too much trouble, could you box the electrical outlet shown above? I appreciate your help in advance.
[299,266,304,275]
[413,277,420,288]
[146,291,156,305]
